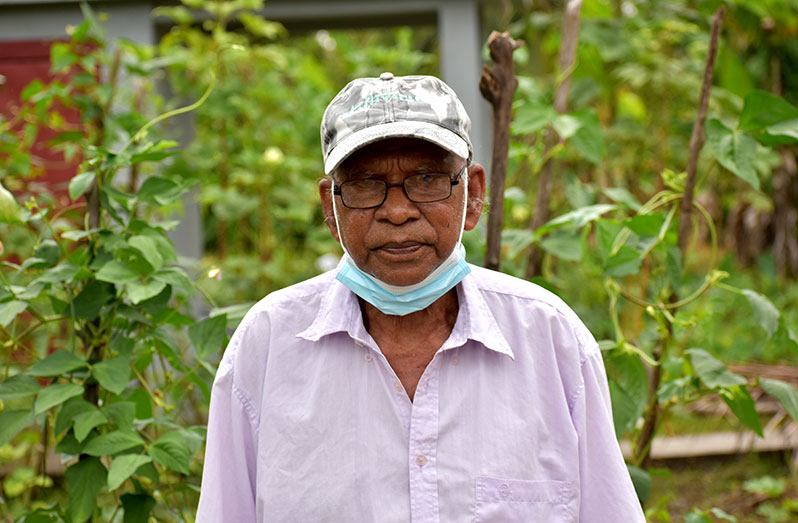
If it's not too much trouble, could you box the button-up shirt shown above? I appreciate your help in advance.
[196,265,644,522]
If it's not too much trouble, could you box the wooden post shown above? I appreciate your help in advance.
[480,31,523,271]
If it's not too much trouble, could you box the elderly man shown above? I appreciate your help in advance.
[197,73,644,522]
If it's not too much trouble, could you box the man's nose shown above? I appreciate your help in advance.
[376,182,420,223]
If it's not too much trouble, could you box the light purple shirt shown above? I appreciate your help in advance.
[196,265,644,522]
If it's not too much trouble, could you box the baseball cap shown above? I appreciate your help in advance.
[320,72,472,175]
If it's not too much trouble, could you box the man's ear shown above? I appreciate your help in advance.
[319,177,340,242]
[464,163,486,231]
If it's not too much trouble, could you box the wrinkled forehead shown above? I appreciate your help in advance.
[336,138,462,178]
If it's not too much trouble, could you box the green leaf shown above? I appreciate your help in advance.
[686,348,746,389]
[32,241,60,267]
[51,42,78,72]
[55,397,94,435]
[709,507,737,522]
[742,289,780,338]
[124,278,167,305]
[704,118,760,191]
[73,280,114,320]
[29,350,88,377]
[121,493,156,523]
[502,228,536,260]
[0,373,40,400]
[539,231,583,261]
[189,314,228,360]
[129,235,164,270]
[148,430,193,474]
[742,475,787,498]
[65,457,107,523]
[760,378,798,423]
[96,260,141,284]
[605,350,649,437]
[720,385,763,437]
[684,510,713,523]
[511,102,556,135]
[0,300,28,327]
[626,465,651,504]
[21,79,45,101]
[552,114,581,139]
[35,261,80,284]
[623,213,665,237]
[92,356,131,395]
[600,187,641,211]
[68,171,96,201]
[152,267,194,295]
[570,108,605,164]
[73,408,108,442]
[604,246,642,277]
[0,410,33,446]
[136,176,183,206]
[83,430,145,457]
[738,90,798,145]
[102,402,137,432]
[538,204,617,237]
[34,383,84,415]
[107,454,153,490]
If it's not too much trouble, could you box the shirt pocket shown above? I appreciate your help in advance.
[474,475,577,523]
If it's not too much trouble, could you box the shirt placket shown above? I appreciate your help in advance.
[407,356,441,523]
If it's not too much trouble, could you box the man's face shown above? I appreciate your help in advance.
[319,138,485,287]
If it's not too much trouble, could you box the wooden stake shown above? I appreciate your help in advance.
[480,31,523,271]
[635,5,727,468]
[526,0,583,279]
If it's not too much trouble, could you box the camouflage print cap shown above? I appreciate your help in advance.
[320,72,472,174]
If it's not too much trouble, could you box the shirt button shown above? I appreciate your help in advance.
[415,455,427,467]
[393,380,403,392]
[499,483,510,499]
[364,353,373,362]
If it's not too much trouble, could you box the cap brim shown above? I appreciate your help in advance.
[324,121,470,174]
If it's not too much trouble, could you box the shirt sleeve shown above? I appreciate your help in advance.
[573,349,646,522]
[196,351,258,522]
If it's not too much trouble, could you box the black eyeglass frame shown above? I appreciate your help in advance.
[333,165,467,209]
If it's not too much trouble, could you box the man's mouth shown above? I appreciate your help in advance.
[377,242,425,256]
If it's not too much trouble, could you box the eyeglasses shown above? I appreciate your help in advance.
[333,166,465,209]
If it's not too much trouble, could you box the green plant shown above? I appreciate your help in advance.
[0,6,226,521]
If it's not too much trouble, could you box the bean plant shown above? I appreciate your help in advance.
[0,6,226,521]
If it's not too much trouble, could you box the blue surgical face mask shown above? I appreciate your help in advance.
[332,172,471,316]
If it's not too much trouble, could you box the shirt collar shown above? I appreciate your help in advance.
[297,266,514,360]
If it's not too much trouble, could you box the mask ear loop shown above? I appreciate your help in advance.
[330,175,355,260]
[457,163,469,244]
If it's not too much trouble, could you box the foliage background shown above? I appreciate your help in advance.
[0,0,797,521]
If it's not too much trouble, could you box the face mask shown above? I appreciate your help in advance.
[331,172,472,316]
